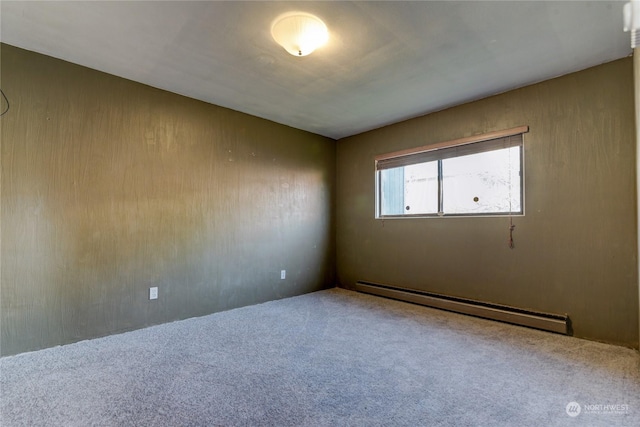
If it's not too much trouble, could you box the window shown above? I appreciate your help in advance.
[375,126,527,218]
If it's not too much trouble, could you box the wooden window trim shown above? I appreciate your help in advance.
[374,125,529,163]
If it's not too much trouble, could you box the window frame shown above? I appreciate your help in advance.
[375,126,529,219]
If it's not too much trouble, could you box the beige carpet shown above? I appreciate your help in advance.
[1,288,639,426]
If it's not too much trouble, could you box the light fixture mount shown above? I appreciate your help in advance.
[624,0,640,48]
[271,12,329,57]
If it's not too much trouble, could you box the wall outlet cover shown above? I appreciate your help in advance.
[149,287,158,300]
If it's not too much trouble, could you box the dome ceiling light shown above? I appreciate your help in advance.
[270,12,329,57]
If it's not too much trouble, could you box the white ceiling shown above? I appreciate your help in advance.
[0,1,632,139]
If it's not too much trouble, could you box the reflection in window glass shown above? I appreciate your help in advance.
[403,162,439,215]
[442,147,521,214]
[380,162,438,216]
[380,167,405,216]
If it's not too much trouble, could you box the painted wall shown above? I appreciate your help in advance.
[0,44,336,356]
[336,58,639,349]
[635,49,640,349]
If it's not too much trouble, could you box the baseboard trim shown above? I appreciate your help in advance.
[355,281,571,335]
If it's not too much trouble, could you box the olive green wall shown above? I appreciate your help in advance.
[635,49,640,349]
[1,45,637,355]
[336,57,639,349]
[0,44,336,356]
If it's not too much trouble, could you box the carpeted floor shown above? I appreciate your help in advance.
[1,288,639,426]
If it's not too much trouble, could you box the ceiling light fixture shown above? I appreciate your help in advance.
[271,12,329,57]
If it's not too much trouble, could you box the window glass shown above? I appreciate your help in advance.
[442,147,521,214]
[375,130,525,218]
[402,162,439,215]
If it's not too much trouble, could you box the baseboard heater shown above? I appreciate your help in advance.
[355,281,570,335]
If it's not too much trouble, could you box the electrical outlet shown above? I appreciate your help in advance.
[280,270,286,280]
[149,287,158,300]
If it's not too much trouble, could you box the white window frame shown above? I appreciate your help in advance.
[375,126,529,218]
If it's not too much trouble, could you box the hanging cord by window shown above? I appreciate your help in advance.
[0,89,9,117]
[509,217,515,249]
[507,135,515,249]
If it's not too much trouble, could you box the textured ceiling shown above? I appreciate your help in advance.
[0,1,632,139]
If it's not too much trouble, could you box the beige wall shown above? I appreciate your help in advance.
[336,58,639,348]
[0,44,336,356]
